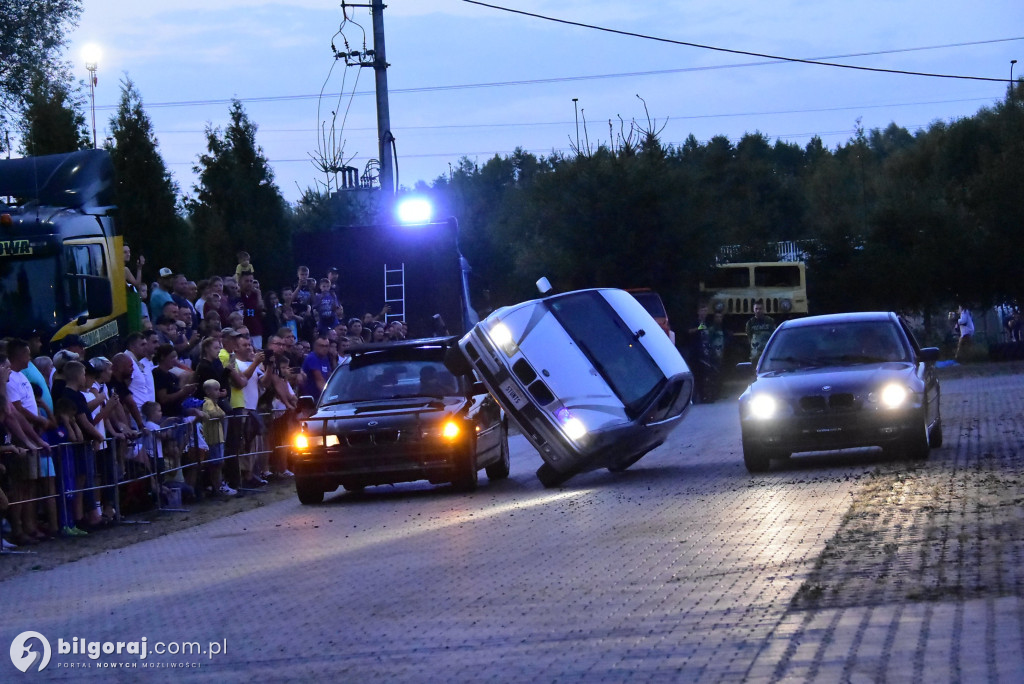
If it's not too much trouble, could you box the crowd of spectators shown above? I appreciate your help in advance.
[0,248,409,550]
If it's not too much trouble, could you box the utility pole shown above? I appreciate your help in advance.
[371,0,394,195]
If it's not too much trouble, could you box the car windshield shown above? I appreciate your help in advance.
[320,350,463,405]
[547,291,665,418]
[760,320,910,372]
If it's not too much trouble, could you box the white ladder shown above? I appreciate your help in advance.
[384,263,405,322]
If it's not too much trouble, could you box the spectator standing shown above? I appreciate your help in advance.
[124,244,145,333]
[170,274,199,338]
[238,273,266,349]
[149,268,176,317]
[687,304,715,403]
[312,278,340,336]
[125,331,157,407]
[955,303,975,362]
[745,301,777,364]
[300,335,333,400]
[293,266,313,308]
[228,336,266,487]
[200,379,236,497]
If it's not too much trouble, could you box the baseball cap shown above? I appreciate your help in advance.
[158,267,174,278]
[221,327,242,338]
[328,266,339,273]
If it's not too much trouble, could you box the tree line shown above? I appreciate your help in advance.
[4,3,1022,332]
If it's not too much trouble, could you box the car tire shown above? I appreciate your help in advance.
[905,418,931,460]
[296,477,324,505]
[451,445,479,492]
[485,422,511,480]
[536,462,569,488]
[742,438,771,473]
[444,345,472,377]
[928,419,943,449]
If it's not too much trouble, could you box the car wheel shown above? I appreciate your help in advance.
[444,345,472,376]
[928,419,943,449]
[742,437,771,473]
[485,422,511,480]
[905,418,931,460]
[295,477,324,505]
[536,462,569,488]
[451,446,479,492]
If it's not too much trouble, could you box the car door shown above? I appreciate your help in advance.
[466,371,502,463]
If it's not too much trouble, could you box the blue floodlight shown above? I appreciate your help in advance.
[396,197,433,224]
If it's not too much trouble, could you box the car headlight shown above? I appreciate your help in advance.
[488,322,517,355]
[749,394,778,420]
[555,407,587,441]
[295,433,311,450]
[442,421,461,440]
[879,383,908,408]
[294,434,338,449]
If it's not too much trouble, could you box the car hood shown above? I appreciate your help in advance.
[748,362,920,397]
[311,396,466,422]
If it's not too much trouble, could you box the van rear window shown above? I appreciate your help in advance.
[548,291,664,418]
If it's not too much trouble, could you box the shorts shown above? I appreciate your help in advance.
[38,454,56,478]
[3,450,39,480]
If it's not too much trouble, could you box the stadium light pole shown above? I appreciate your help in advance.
[82,44,102,148]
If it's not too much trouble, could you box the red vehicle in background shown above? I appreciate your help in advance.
[627,289,675,345]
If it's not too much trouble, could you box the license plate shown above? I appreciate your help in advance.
[500,380,528,409]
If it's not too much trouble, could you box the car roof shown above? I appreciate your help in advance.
[348,336,458,358]
[779,311,898,329]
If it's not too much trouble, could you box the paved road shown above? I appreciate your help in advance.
[2,374,1021,682]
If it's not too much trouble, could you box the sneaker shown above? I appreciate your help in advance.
[61,526,88,537]
[280,469,295,478]
[259,471,273,481]
[244,477,267,488]
[1,538,17,550]
[217,483,237,496]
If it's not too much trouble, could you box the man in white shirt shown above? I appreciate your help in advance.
[126,330,157,406]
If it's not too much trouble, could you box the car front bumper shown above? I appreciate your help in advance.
[741,406,924,453]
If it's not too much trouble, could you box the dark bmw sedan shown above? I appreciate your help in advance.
[738,312,941,472]
[289,337,509,504]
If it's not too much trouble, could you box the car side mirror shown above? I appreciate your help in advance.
[735,361,754,378]
[297,395,316,413]
[471,381,487,396]
[918,347,940,363]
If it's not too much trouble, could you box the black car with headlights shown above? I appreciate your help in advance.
[737,312,941,472]
[289,337,509,504]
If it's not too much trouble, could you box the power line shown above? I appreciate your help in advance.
[461,0,1020,84]
[90,35,1021,113]
[150,95,996,135]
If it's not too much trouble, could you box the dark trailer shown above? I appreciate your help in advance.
[292,217,478,337]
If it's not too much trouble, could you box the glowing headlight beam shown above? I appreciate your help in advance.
[749,394,778,420]
[442,421,461,439]
[880,383,908,408]
[489,322,514,351]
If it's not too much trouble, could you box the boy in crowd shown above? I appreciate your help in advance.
[201,379,236,497]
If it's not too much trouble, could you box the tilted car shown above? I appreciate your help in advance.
[737,311,941,472]
[449,280,693,488]
[290,337,509,504]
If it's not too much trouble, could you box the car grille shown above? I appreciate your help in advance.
[342,429,405,447]
[798,393,856,413]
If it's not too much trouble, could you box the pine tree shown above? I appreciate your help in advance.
[106,76,186,279]
[189,99,291,284]
[18,71,90,155]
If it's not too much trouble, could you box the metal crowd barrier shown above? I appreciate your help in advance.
[1,410,298,554]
